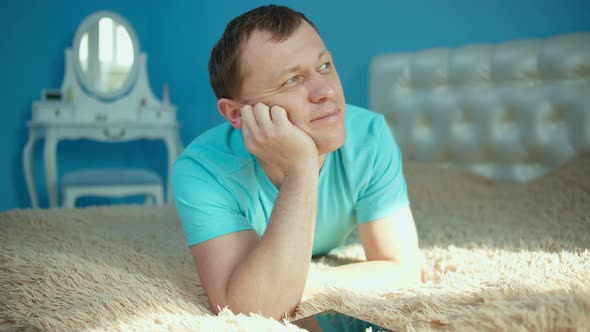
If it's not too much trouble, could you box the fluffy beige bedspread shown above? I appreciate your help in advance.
[1,158,589,331]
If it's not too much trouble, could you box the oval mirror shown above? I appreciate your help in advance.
[73,11,139,99]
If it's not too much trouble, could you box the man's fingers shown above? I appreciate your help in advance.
[270,106,289,125]
[240,105,255,137]
[243,103,290,133]
[252,103,273,130]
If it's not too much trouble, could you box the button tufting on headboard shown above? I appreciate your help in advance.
[370,32,590,182]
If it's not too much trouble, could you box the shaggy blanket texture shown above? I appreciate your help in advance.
[1,158,589,331]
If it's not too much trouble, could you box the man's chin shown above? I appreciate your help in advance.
[316,133,347,155]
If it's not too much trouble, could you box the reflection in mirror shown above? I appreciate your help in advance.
[78,16,135,94]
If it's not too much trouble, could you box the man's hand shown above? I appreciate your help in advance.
[303,207,422,297]
[241,103,318,175]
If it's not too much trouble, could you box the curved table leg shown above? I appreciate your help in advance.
[23,129,39,208]
[44,134,59,208]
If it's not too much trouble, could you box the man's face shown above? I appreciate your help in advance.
[237,22,347,154]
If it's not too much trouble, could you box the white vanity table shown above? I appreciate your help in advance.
[23,11,182,208]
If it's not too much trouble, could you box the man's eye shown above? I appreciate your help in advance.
[284,76,301,85]
[319,62,331,72]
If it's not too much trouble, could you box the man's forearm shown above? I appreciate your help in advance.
[225,163,318,318]
[305,260,422,296]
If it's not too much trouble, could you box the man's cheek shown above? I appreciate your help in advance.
[285,108,308,126]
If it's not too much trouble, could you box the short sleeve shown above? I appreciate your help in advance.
[172,157,254,247]
[355,116,410,223]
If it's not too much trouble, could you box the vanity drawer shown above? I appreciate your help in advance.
[138,107,176,123]
[32,102,74,122]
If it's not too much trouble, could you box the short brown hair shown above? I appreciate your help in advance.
[208,5,318,100]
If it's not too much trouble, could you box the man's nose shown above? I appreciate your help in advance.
[308,72,335,103]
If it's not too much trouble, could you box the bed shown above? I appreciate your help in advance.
[1,32,589,331]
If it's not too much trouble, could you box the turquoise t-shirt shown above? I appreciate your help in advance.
[172,104,409,256]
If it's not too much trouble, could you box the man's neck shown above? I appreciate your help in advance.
[259,154,327,189]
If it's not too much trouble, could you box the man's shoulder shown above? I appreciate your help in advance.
[173,122,252,179]
[343,104,390,147]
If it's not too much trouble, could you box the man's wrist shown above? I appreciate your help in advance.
[285,155,320,178]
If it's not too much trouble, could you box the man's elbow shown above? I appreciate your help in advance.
[400,249,424,285]
[208,297,228,316]
[391,259,422,286]
[405,261,422,284]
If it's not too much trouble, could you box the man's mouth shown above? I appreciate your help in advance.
[311,109,340,122]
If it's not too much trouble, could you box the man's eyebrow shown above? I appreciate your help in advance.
[275,49,330,81]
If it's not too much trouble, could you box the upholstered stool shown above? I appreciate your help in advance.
[61,168,164,208]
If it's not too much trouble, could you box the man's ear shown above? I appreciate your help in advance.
[218,98,243,129]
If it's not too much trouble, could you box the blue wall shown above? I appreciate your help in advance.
[2,0,589,211]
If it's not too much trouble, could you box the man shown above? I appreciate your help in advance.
[172,4,421,320]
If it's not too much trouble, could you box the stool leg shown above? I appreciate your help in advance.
[63,190,77,208]
[154,189,164,205]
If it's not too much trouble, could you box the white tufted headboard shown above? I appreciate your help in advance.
[369,32,590,182]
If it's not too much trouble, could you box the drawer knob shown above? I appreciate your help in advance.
[103,129,126,138]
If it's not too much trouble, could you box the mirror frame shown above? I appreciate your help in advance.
[72,11,140,101]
